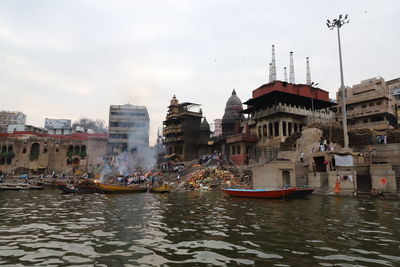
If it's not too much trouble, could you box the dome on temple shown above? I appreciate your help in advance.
[200,118,210,131]
[222,89,244,123]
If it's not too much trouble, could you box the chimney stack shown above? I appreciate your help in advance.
[271,45,277,82]
[306,57,311,85]
[289,51,295,84]
[284,67,288,82]
[268,63,272,83]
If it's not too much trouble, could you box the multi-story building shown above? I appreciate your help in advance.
[44,118,73,135]
[386,77,400,124]
[163,95,209,161]
[336,77,396,130]
[108,104,149,155]
[0,111,26,132]
[243,81,335,147]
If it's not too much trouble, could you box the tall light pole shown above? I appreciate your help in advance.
[327,14,350,149]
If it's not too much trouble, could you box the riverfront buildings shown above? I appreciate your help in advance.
[108,104,149,155]
[336,77,397,130]
[0,130,107,174]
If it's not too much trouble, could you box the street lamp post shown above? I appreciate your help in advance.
[311,82,319,123]
[327,14,350,149]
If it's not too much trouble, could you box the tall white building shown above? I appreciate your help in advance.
[108,104,149,154]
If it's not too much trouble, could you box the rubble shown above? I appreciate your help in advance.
[174,167,252,191]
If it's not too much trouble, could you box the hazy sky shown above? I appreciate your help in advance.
[0,0,399,144]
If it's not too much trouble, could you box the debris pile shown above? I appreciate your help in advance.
[387,129,400,143]
[349,128,373,146]
[307,122,344,146]
[280,132,302,151]
[176,167,251,191]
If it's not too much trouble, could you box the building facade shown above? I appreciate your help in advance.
[108,104,150,155]
[243,81,335,147]
[0,131,107,174]
[163,96,208,161]
[0,111,26,133]
[44,118,73,135]
[386,77,400,124]
[336,77,396,130]
[7,125,47,134]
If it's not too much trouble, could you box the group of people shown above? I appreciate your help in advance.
[198,152,224,166]
[376,135,387,144]
[115,171,163,187]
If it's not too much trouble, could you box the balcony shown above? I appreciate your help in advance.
[347,105,388,119]
[252,104,333,121]
[163,126,184,135]
[348,120,389,130]
[346,91,388,105]
[164,136,184,143]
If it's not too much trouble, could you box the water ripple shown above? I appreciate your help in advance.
[0,190,399,265]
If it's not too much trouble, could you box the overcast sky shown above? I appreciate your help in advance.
[0,0,399,144]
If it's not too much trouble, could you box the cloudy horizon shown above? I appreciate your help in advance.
[1,0,399,144]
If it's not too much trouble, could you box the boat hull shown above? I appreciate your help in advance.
[97,183,147,194]
[287,188,314,198]
[222,188,296,199]
[150,184,171,193]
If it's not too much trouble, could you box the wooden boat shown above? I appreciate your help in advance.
[96,183,147,194]
[57,181,100,194]
[222,188,296,199]
[150,184,171,193]
[287,188,314,198]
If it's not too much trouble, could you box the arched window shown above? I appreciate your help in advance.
[74,146,80,155]
[7,145,13,152]
[1,146,6,153]
[30,143,40,161]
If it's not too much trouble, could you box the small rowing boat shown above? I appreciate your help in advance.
[96,183,147,194]
[149,184,171,193]
[222,188,296,199]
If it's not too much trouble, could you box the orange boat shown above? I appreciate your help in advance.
[96,183,147,194]
[149,184,171,193]
[222,188,296,199]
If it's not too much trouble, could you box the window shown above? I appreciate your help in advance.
[376,101,382,105]
[361,104,367,108]
[43,148,48,153]
[237,145,241,155]
[363,119,368,123]
[22,148,27,153]
[283,121,287,136]
[369,102,374,107]
[232,145,236,155]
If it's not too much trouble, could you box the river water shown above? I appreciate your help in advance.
[0,190,399,266]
